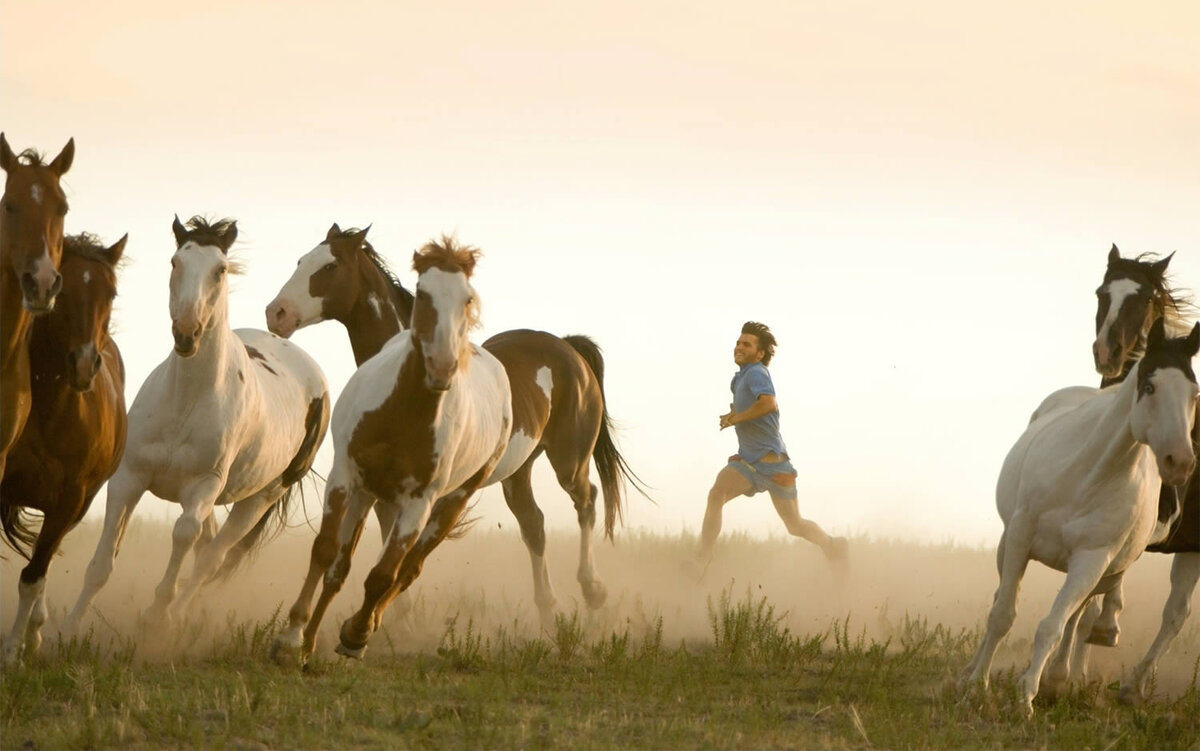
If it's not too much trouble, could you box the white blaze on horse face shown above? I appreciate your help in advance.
[1094,278,1143,363]
[1131,368,1199,486]
[170,242,227,339]
[418,267,474,384]
[30,184,42,205]
[272,243,333,332]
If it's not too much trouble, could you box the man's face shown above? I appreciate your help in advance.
[733,333,764,366]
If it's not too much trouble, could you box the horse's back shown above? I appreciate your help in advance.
[233,328,327,398]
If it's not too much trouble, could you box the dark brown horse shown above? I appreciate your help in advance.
[0,134,75,484]
[267,227,645,662]
[1087,244,1198,703]
[1,232,127,663]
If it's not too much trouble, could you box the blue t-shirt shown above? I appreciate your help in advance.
[730,362,787,462]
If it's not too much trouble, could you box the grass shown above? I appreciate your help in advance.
[3,586,1198,750]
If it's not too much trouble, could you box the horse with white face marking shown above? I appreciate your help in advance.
[267,226,645,663]
[1087,245,1200,704]
[63,216,330,631]
[273,237,516,662]
[960,318,1199,717]
[0,134,74,483]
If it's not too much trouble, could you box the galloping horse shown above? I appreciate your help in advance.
[265,226,642,647]
[960,319,1199,717]
[1,233,127,662]
[0,134,74,483]
[273,238,512,661]
[64,216,330,631]
[1088,245,1199,703]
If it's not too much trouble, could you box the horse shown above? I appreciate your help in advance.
[1,233,127,663]
[0,134,74,483]
[960,318,1199,717]
[62,216,330,632]
[1087,245,1200,704]
[265,225,643,658]
[271,237,513,661]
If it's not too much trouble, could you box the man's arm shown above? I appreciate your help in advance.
[719,394,777,429]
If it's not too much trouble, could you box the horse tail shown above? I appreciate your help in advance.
[212,391,329,582]
[0,501,38,560]
[562,334,652,540]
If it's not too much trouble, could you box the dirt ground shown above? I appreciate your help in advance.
[2,506,1197,697]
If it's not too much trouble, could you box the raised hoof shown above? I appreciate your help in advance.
[334,641,367,660]
[581,580,607,609]
[1085,626,1118,647]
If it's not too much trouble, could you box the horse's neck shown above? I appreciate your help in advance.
[1101,357,1138,388]
[1079,375,1146,488]
[0,269,33,368]
[343,271,404,366]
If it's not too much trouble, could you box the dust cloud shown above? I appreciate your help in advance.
[2,508,1197,697]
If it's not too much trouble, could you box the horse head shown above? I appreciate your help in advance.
[169,215,237,357]
[0,134,74,314]
[411,236,481,391]
[266,223,374,337]
[52,233,125,391]
[1093,244,1176,380]
[1132,318,1199,487]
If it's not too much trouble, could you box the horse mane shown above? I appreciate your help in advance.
[179,215,245,274]
[1108,251,1196,337]
[64,233,127,270]
[328,226,415,325]
[14,149,46,167]
[412,235,483,331]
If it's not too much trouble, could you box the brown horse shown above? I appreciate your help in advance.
[1,232,127,663]
[267,227,645,661]
[0,134,75,483]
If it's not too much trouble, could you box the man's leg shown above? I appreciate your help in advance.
[695,465,753,564]
[770,492,845,558]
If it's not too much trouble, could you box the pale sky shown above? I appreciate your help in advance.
[3,0,1198,546]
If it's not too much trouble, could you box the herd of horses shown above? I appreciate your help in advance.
[0,134,1197,718]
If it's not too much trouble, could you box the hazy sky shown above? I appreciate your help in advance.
[3,0,1198,546]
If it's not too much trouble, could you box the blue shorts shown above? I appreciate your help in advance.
[727,454,798,500]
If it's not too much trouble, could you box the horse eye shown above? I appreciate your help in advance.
[1142,383,1155,396]
[323,262,336,272]
[57,203,69,216]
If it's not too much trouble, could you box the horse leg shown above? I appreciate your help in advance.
[144,475,223,627]
[337,493,434,659]
[1043,598,1095,700]
[1120,552,1200,704]
[193,514,220,557]
[372,502,415,628]
[1070,596,1101,682]
[1086,575,1124,646]
[62,467,148,635]
[2,490,83,663]
[545,443,607,610]
[172,484,281,618]
[1018,547,1112,717]
[959,522,1031,691]
[383,487,477,611]
[500,460,557,623]
[271,472,373,664]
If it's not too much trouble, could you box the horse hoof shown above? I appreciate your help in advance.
[582,581,607,609]
[1117,683,1145,706]
[334,641,367,660]
[269,637,304,668]
[1085,627,1118,647]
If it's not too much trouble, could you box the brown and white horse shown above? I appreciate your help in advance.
[0,134,74,483]
[265,227,643,653]
[64,216,330,632]
[1088,245,1199,704]
[1,233,128,663]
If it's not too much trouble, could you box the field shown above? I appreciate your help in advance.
[2,514,1198,750]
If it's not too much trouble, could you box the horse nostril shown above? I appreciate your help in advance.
[50,273,63,296]
[20,272,36,296]
[93,353,102,372]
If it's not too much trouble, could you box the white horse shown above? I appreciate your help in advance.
[272,236,511,662]
[960,318,1199,716]
[64,216,330,631]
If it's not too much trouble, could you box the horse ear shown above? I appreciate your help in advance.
[1107,244,1121,265]
[106,234,129,266]
[326,223,341,241]
[49,138,75,176]
[1186,322,1200,358]
[0,133,13,172]
[220,221,238,253]
[1149,252,1174,280]
[172,215,188,247]
[351,225,371,246]
[1147,316,1167,349]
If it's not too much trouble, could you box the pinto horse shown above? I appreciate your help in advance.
[0,134,74,483]
[960,319,1199,717]
[273,237,512,661]
[265,226,642,642]
[1088,245,1199,703]
[63,216,330,632]
[1,233,127,663]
